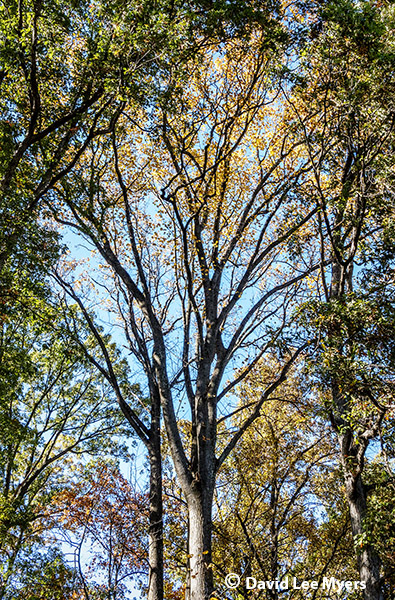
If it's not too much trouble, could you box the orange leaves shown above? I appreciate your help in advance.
[49,461,148,593]
[54,461,148,533]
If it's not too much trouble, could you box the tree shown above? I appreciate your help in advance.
[1,3,296,598]
[212,364,333,595]
[56,276,167,600]
[364,456,395,596]
[142,362,361,600]
[50,460,148,599]
[292,2,395,597]
[0,296,128,597]
[0,0,283,272]
[212,363,360,599]
[50,24,325,598]
[3,547,84,600]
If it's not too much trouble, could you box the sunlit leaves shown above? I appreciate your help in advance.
[50,461,148,598]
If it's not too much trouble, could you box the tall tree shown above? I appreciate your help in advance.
[1,4,294,598]
[50,24,324,597]
[293,2,395,597]
[57,276,167,600]
[32,3,395,597]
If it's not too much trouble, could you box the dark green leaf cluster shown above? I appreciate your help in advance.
[300,295,395,391]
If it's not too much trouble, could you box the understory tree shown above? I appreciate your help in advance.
[212,363,345,599]
[50,460,149,599]
[0,288,129,597]
[159,362,356,600]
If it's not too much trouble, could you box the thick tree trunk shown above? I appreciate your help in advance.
[187,491,214,600]
[339,435,383,600]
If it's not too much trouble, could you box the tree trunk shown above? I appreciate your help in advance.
[339,435,383,600]
[329,247,383,600]
[187,491,214,600]
[147,399,164,600]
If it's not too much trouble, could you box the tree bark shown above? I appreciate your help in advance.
[339,436,383,600]
[187,490,214,600]
[147,400,164,600]
[327,185,384,599]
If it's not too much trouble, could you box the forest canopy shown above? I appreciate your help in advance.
[1,0,395,599]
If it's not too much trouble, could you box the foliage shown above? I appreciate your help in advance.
[1,0,395,598]
[2,547,83,600]
[300,295,395,416]
[0,0,275,287]
[49,460,148,599]
[364,459,395,587]
[0,296,130,595]
[212,363,359,598]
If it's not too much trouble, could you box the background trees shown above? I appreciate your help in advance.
[0,299,129,596]
[213,365,338,596]
[0,231,130,598]
[1,1,395,599]
[51,461,148,599]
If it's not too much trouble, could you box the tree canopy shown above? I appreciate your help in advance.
[1,1,395,599]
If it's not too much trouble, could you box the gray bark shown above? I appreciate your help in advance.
[187,491,214,600]
[339,434,383,600]
[147,393,164,600]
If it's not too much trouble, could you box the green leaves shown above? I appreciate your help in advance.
[301,295,395,399]
[322,0,385,54]
[0,294,132,593]
[2,547,82,600]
